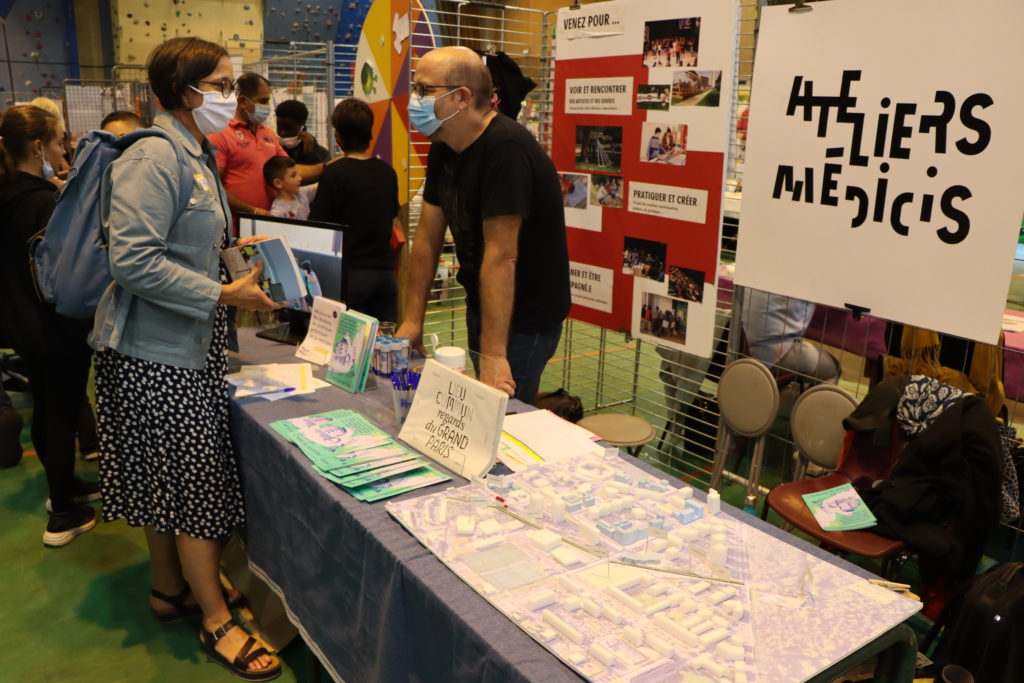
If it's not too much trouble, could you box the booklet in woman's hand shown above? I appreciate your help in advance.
[222,236,307,302]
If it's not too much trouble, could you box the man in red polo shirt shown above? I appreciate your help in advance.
[208,72,324,217]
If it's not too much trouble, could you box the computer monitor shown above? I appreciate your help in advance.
[236,213,345,345]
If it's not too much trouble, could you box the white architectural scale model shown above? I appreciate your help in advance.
[388,451,920,682]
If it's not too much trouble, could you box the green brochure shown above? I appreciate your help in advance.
[344,464,450,502]
[802,483,877,531]
[271,409,450,501]
[325,310,378,393]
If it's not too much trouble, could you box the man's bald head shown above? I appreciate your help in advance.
[418,47,493,111]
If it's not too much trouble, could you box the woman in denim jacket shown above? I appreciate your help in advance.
[90,37,283,681]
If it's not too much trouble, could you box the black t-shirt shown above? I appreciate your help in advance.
[0,172,90,361]
[309,156,398,270]
[423,113,570,332]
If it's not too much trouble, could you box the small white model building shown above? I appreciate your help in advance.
[707,489,721,515]
[476,518,503,536]
[456,516,475,535]
[551,546,582,567]
[528,528,561,551]
[525,589,556,611]
[549,500,566,523]
[623,625,644,647]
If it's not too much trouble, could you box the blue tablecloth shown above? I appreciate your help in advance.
[230,329,888,682]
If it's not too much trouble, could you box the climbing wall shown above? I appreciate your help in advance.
[0,1,78,103]
[263,1,364,44]
[110,0,264,66]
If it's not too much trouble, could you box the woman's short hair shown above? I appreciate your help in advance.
[147,37,229,111]
[331,98,373,153]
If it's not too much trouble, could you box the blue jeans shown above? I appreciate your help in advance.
[465,306,562,404]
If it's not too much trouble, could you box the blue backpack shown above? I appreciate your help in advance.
[29,127,194,319]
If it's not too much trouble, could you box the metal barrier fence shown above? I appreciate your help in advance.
[56,40,354,153]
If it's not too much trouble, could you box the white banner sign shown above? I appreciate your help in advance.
[399,360,508,478]
[565,77,634,116]
[561,6,624,40]
[628,181,708,223]
[569,261,614,313]
[734,0,1024,344]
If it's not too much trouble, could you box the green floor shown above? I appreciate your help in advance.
[0,391,309,683]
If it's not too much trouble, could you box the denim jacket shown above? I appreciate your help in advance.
[90,112,230,369]
[741,288,816,365]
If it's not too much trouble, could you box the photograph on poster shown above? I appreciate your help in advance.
[637,84,671,111]
[590,174,624,208]
[672,70,722,106]
[639,293,688,344]
[575,126,623,173]
[669,266,705,303]
[622,236,667,282]
[642,17,701,68]
[560,173,589,209]
[642,122,687,166]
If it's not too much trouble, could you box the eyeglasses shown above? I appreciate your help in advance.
[194,78,237,99]
[411,82,467,99]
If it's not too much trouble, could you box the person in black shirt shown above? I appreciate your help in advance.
[0,105,98,544]
[309,98,399,322]
[397,47,570,402]
[275,99,330,164]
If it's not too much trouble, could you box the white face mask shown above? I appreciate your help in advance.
[279,135,302,149]
[41,157,55,179]
[249,101,272,125]
[189,86,237,136]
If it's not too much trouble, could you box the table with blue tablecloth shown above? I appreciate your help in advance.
[230,329,917,683]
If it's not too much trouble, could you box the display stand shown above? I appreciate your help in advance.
[553,0,739,358]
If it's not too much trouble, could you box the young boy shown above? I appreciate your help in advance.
[264,156,317,220]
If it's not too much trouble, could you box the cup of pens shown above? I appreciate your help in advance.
[390,368,420,426]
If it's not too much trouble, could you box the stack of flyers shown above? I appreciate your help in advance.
[269,409,450,501]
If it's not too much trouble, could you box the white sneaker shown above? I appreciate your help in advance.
[43,505,96,547]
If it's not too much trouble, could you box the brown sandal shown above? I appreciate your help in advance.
[199,618,281,681]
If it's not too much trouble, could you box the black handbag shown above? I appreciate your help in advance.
[533,388,584,423]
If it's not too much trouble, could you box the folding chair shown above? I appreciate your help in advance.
[764,385,908,578]
[709,358,780,508]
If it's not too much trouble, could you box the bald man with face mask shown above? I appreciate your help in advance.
[397,47,570,403]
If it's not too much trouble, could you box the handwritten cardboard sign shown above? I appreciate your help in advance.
[295,296,348,365]
[398,359,508,478]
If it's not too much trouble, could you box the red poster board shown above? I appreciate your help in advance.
[553,0,737,357]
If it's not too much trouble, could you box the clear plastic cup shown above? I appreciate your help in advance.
[392,386,416,426]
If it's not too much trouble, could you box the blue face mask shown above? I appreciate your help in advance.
[41,158,55,180]
[408,89,461,137]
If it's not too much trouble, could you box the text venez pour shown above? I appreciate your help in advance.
[563,13,613,30]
